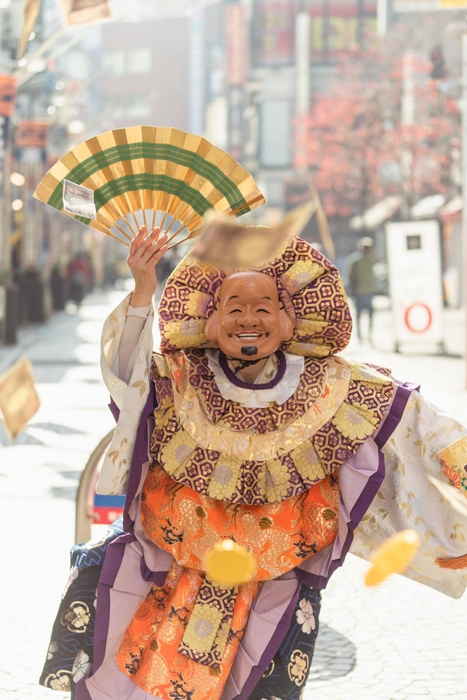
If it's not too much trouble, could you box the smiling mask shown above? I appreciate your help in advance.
[204,271,294,360]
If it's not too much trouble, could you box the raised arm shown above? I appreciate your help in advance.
[127,225,169,308]
[116,226,168,381]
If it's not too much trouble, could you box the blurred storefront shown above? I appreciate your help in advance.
[1,0,465,347]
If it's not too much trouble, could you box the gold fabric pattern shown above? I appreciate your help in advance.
[182,603,224,655]
[437,434,467,494]
[168,354,351,462]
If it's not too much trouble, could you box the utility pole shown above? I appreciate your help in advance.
[400,50,415,219]
[295,1,310,166]
[377,0,388,37]
[295,4,310,120]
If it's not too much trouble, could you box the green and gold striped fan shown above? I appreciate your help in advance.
[33,126,266,247]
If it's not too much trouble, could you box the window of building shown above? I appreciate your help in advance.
[102,49,125,76]
[127,48,152,74]
[259,100,292,168]
[126,96,152,118]
[104,98,125,120]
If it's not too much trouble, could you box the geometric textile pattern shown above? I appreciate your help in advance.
[148,354,394,505]
[159,236,353,358]
[179,577,238,668]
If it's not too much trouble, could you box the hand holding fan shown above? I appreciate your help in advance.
[34,126,266,248]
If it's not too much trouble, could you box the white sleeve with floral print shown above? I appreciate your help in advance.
[351,391,467,598]
[96,293,155,495]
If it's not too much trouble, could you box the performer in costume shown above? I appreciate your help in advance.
[40,224,467,700]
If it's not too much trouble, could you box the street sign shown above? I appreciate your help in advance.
[386,220,444,350]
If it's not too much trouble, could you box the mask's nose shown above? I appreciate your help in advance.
[239,306,259,326]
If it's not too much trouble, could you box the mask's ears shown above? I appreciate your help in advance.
[205,311,219,344]
[280,309,294,342]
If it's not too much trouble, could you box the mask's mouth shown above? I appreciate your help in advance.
[236,332,261,341]
[240,345,258,356]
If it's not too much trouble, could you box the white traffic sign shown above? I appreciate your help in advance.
[386,220,444,350]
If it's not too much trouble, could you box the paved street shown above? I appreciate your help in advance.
[1,289,467,699]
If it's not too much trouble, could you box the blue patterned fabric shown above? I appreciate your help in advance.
[248,586,321,700]
[39,519,125,698]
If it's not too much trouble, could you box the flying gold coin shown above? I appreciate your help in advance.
[205,539,256,587]
[364,529,420,587]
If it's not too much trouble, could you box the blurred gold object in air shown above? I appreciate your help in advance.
[364,530,420,587]
[0,357,40,440]
[427,474,467,518]
[205,540,256,587]
[18,0,41,59]
[307,179,335,259]
[191,200,319,269]
[63,0,112,26]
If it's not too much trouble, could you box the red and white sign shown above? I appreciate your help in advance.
[404,302,433,334]
[386,220,444,348]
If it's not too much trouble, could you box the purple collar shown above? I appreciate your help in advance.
[218,351,286,390]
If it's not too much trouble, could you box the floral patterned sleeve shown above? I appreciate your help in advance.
[351,390,467,598]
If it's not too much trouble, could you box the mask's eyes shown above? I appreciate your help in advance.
[257,308,270,314]
[229,309,242,314]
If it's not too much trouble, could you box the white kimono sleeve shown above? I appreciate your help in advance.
[97,293,155,495]
[351,390,467,598]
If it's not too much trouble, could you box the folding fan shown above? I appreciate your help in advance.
[33,126,266,248]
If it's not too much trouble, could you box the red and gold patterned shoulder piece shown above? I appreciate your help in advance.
[148,353,394,506]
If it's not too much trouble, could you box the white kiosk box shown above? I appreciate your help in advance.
[385,220,445,353]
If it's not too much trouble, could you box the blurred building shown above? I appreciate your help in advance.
[1,0,465,346]
[249,0,377,213]
[100,17,190,131]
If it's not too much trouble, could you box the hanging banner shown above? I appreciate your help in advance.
[227,87,243,162]
[61,0,112,26]
[0,75,15,186]
[18,0,41,59]
[251,0,294,67]
[0,75,17,118]
[386,220,444,351]
[15,120,49,149]
[226,3,247,86]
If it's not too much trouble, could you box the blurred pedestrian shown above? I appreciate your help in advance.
[345,236,378,342]
[68,253,92,307]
